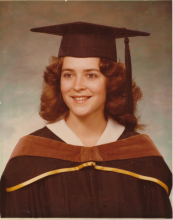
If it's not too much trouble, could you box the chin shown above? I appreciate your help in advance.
[71,107,103,118]
[69,107,92,117]
[72,111,91,118]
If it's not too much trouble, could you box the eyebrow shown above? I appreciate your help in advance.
[61,68,100,73]
[84,69,100,72]
[61,69,73,73]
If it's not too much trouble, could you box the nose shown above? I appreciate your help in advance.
[73,76,86,92]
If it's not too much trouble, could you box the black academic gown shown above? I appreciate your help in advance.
[0,127,172,218]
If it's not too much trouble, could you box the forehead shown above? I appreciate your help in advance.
[62,57,100,70]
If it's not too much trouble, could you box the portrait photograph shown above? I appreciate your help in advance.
[0,0,172,218]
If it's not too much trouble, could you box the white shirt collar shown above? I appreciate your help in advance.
[46,117,125,146]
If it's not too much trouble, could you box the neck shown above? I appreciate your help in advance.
[65,111,107,147]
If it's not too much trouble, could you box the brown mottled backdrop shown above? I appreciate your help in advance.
[0,0,172,202]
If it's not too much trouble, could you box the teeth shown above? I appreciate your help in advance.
[73,97,89,100]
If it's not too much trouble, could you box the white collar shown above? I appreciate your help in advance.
[46,117,125,146]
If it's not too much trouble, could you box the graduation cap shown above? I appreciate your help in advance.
[30,21,150,115]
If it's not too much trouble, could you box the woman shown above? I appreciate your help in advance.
[0,22,172,218]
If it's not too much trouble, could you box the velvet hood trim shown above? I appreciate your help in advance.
[9,134,162,163]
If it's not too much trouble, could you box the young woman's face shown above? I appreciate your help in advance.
[60,57,107,118]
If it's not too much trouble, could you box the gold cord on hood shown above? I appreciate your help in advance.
[6,161,168,194]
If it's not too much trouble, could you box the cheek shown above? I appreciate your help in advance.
[89,80,107,97]
[60,80,72,94]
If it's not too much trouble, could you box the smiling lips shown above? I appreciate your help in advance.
[71,96,91,104]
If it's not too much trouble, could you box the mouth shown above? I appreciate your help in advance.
[71,96,91,103]
[72,96,91,100]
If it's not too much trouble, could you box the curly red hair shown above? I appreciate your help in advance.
[39,56,143,131]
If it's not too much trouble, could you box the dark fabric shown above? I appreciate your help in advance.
[30,126,66,142]
[125,37,133,114]
[30,22,150,62]
[0,127,172,218]
[58,44,117,63]
[30,21,150,39]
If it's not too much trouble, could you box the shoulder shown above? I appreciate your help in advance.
[30,126,65,142]
[117,129,139,140]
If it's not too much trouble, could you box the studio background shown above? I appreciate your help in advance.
[0,0,172,201]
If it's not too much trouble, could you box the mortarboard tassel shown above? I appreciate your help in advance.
[124,37,133,114]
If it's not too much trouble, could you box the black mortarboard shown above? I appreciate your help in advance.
[30,21,150,115]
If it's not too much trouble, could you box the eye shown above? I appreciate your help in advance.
[86,73,97,78]
[62,73,73,78]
